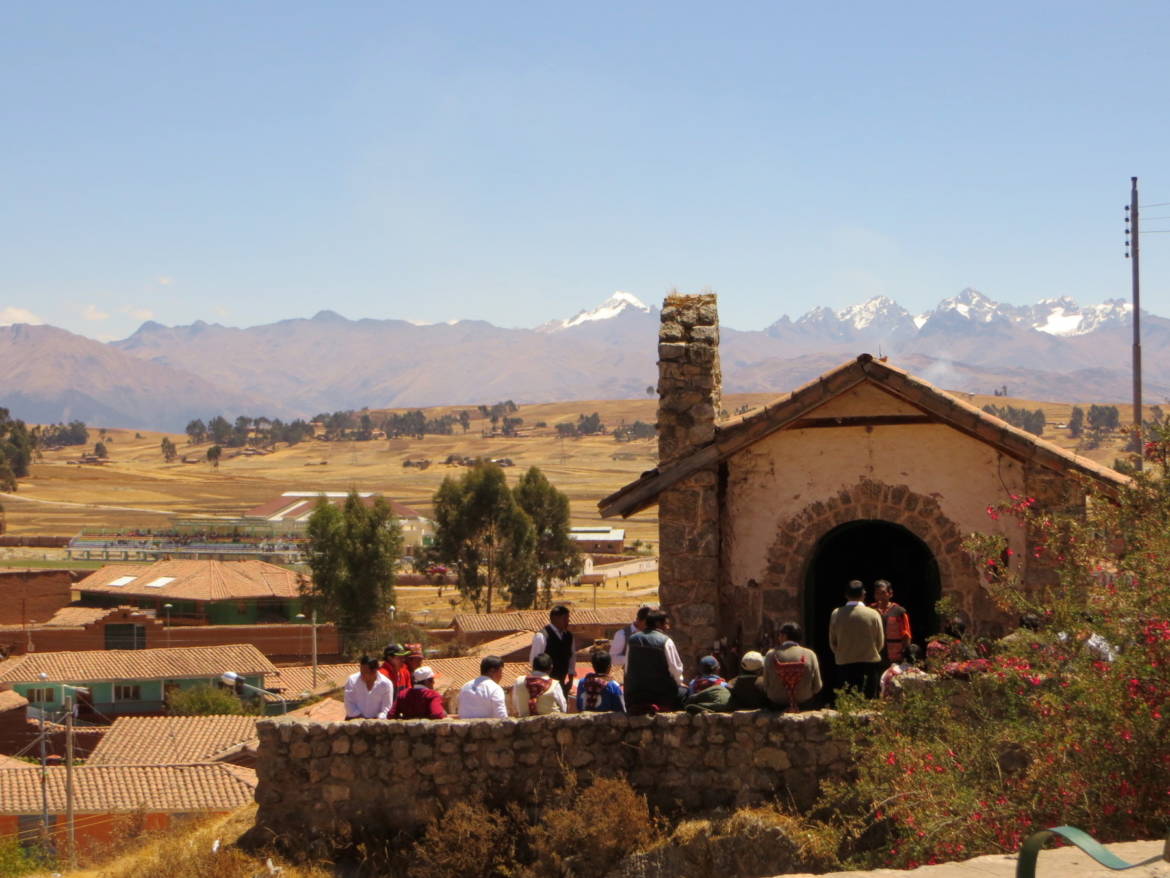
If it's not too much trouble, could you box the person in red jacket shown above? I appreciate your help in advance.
[392,666,447,719]
[379,644,412,693]
[872,579,912,665]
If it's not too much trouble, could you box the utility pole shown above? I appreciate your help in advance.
[65,693,76,869]
[1127,177,1143,469]
[311,609,318,690]
[37,674,48,844]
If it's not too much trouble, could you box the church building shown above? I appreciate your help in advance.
[600,293,1128,664]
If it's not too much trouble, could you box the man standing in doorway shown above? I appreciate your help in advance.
[872,579,911,665]
[530,605,576,696]
[829,580,884,699]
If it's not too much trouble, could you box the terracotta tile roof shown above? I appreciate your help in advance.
[601,353,1131,517]
[0,764,256,814]
[0,754,34,769]
[74,559,304,602]
[0,644,277,684]
[285,697,345,722]
[42,606,121,627]
[266,663,355,697]
[466,632,536,659]
[428,658,531,695]
[0,690,29,712]
[87,715,259,766]
[452,607,638,634]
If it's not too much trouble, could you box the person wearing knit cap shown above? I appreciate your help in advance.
[391,665,447,719]
[683,655,732,713]
[729,650,768,710]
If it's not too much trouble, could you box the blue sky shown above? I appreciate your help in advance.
[3,2,1170,338]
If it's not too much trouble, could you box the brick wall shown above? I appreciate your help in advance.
[0,570,79,625]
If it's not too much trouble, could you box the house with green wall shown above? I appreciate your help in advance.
[0,643,278,719]
[73,560,305,625]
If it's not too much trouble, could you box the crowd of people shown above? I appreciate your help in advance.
[342,582,933,720]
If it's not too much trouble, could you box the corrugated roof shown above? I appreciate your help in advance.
[0,764,256,814]
[75,559,303,602]
[87,715,259,766]
[0,644,277,684]
[452,607,639,634]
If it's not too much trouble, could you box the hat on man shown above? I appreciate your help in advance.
[698,655,720,674]
[412,666,435,684]
[740,651,765,672]
[385,643,410,658]
[406,643,424,658]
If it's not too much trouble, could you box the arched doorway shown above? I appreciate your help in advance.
[803,520,941,667]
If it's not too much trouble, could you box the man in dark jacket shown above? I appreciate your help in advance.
[529,605,576,696]
[624,610,686,714]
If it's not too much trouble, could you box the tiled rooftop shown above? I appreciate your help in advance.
[0,764,256,814]
[75,559,303,602]
[0,690,29,712]
[266,663,355,697]
[87,715,259,766]
[452,607,638,634]
[0,644,277,684]
[466,631,536,659]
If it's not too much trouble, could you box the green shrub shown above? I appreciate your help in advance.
[818,436,1170,868]
[167,685,259,716]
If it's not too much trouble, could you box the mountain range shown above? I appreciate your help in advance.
[2,288,1166,430]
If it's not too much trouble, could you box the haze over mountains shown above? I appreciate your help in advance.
[2,289,1167,430]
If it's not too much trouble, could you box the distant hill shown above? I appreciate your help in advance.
[2,289,1168,430]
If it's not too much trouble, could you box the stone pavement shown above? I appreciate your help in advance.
[781,840,1169,878]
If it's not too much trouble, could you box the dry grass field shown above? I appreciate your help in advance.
[0,390,1142,545]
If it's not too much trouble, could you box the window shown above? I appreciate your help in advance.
[113,684,141,702]
[143,577,176,589]
[108,576,137,587]
[105,624,146,650]
[25,687,53,704]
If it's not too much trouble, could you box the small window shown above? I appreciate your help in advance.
[108,576,137,587]
[113,684,141,702]
[25,687,53,704]
[143,577,176,589]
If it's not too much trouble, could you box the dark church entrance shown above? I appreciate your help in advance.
[803,520,941,669]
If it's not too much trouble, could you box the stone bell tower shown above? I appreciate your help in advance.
[655,292,722,662]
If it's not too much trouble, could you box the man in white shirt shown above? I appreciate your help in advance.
[512,653,568,716]
[344,657,394,719]
[610,605,651,668]
[457,655,509,719]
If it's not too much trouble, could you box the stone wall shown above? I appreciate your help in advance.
[656,293,723,663]
[251,710,855,858]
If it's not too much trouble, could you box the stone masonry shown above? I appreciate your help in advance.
[250,710,855,859]
[657,293,722,663]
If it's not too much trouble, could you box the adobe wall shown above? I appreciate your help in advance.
[0,569,78,625]
[251,710,855,858]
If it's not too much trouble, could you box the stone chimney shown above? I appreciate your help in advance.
[657,293,722,465]
[656,292,722,665]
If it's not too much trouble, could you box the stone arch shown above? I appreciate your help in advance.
[722,478,1000,647]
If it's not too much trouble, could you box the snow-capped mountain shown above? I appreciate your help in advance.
[537,291,653,332]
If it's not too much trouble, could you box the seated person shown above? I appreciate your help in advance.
[729,650,768,710]
[512,653,568,717]
[879,643,927,698]
[683,655,732,713]
[577,650,625,713]
[762,622,822,710]
[392,666,448,719]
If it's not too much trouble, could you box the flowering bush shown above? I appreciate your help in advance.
[818,433,1170,869]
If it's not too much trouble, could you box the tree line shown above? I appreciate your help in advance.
[981,404,1046,436]
[185,416,315,448]
[300,463,581,645]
